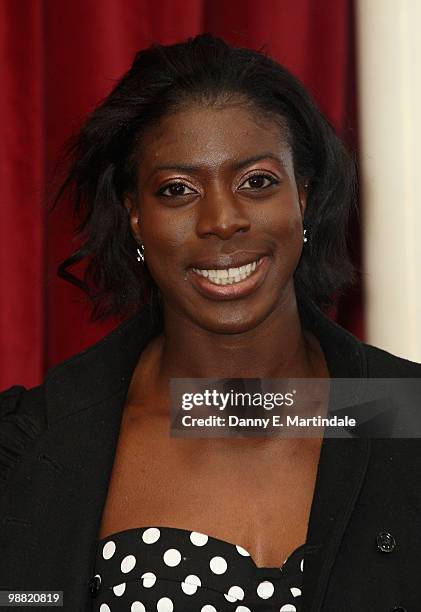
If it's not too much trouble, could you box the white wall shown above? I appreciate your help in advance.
[356,0,421,361]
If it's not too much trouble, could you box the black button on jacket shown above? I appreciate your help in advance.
[0,296,421,611]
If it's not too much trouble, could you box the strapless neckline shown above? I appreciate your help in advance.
[91,525,319,610]
[97,525,316,572]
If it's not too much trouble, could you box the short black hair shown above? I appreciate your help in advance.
[53,33,357,324]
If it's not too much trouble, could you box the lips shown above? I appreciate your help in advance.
[188,251,270,271]
[193,258,260,284]
[188,255,271,300]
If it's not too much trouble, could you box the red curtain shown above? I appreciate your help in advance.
[0,0,361,390]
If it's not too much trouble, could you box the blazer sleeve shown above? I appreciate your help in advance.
[0,384,47,502]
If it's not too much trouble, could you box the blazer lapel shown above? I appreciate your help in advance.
[20,387,129,611]
[15,304,157,611]
[303,437,371,611]
[297,296,372,611]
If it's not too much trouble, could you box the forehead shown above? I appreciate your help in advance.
[137,102,292,175]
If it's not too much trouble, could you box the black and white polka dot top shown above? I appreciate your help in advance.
[91,526,317,611]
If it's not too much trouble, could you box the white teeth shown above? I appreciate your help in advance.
[192,258,261,285]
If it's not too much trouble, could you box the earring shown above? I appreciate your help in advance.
[303,228,308,243]
[136,244,145,262]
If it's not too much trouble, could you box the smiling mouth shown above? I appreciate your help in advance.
[192,257,264,286]
[188,255,271,301]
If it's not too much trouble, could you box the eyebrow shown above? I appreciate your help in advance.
[147,153,285,179]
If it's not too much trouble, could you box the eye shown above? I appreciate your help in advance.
[156,181,197,198]
[238,173,279,191]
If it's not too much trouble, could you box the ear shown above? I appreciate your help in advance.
[124,193,143,244]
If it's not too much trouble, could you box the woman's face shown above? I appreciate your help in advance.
[126,101,306,334]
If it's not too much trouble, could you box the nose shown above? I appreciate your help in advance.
[195,188,251,240]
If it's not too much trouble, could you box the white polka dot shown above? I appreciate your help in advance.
[209,555,228,574]
[102,540,116,560]
[280,606,296,612]
[234,607,252,612]
[181,583,196,595]
[201,606,217,612]
[121,554,136,573]
[235,545,250,557]
[256,580,274,599]
[190,531,209,546]
[113,582,126,596]
[291,586,302,597]
[100,605,111,612]
[142,527,160,544]
[300,557,304,572]
[163,548,182,567]
[224,585,244,602]
[157,597,174,612]
[131,603,146,612]
[141,571,156,588]
[184,574,202,586]
[181,574,201,594]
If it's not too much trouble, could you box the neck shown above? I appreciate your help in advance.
[155,291,324,381]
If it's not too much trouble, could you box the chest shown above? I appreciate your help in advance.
[98,404,323,568]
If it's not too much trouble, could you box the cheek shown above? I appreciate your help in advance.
[142,209,192,279]
[265,195,302,236]
[267,200,303,266]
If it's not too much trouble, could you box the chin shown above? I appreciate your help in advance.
[192,305,275,335]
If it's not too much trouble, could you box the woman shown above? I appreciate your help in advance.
[1,34,420,612]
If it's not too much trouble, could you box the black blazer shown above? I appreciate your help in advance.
[1,297,421,612]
